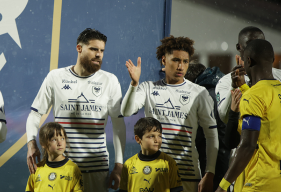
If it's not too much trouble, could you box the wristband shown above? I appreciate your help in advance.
[219,178,231,191]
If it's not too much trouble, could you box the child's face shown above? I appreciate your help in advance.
[47,130,66,160]
[136,127,162,155]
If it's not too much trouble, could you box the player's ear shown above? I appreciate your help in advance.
[76,44,82,53]
[135,135,142,144]
[162,55,166,66]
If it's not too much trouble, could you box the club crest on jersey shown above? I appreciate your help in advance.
[143,166,152,175]
[92,86,102,97]
[48,172,57,181]
[179,94,190,105]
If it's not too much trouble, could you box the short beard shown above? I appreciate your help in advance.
[80,55,102,74]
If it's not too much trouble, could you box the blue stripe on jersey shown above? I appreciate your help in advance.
[55,117,105,121]
[209,125,217,129]
[164,152,192,158]
[163,137,191,143]
[177,163,194,167]
[66,132,104,135]
[217,98,225,107]
[68,155,108,159]
[68,142,104,144]
[30,107,38,112]
[66,151,106,154]
[162,132,192,138]
[73,159,107,163]
[64,127,104,130]
[0,119,6,123]
[179,168,195,171]
[173,158,193,162]
[161,142,191,148]
[182,179,201,182]
[69,146,106,149]
[180,173,196,176]
[67,137,104,139]
[161,147,191,152]
[81,169,109,173]
[160,122,192,129]
[69,68,95,78]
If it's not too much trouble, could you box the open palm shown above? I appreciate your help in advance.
[126,57,141,86]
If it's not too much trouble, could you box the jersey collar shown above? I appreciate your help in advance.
[47,157,69,168]
[138,150,161,161]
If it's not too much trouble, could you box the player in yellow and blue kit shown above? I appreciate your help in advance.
[26,122,83,192]
[216,39,281,192]
[119,117,183,192]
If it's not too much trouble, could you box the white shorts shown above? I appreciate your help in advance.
[182,181,199,192]
[82,171,109,192]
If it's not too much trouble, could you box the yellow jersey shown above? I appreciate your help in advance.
[119,151,183,192]
[26,158,83,192]
[239,80,281,192]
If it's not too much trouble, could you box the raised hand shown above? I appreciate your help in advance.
[126,57,141,87]
[231,88,242,112]
[231,55,246,88]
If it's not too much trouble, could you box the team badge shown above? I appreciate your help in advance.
[92,86,102,97]
[143,166,152,175]
[48,172,57,181]
[179,94,190,105]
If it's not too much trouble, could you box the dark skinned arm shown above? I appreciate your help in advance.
[224,110,241,149]
[215,129,259,192]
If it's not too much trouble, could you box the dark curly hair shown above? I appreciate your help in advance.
[156,35,195,65]
[77,28,107,45]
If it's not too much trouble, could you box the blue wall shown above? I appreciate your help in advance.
[0,0,167,191]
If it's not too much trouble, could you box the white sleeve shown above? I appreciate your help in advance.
[120,83,146,117]
[26,110,42,143]
[31,73,53,114]
[197,89,219,174]
[215,74,232,124]
[107,76,126,164]
[0,91,7,143]
[111,117,126,164]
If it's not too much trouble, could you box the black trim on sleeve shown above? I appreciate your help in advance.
[0,119,6,124]
[138,150,161,161]
[224,110,241,149]
[30,107,38,112]
[171,186,184,192]
[46,157,69,168]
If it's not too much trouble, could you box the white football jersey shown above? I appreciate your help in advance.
[31,66,124,172]
[121,79,218,181]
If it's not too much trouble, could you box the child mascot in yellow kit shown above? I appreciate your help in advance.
[26,122,83,192]
[119,117,183,192]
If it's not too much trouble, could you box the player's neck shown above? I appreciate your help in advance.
[141,148,158,156]
[250,68,274,86]
[164,77,184,85]
[48,154,65,162]
[73,63,92,77]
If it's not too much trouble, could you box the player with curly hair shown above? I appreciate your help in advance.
[121,35,218,192]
